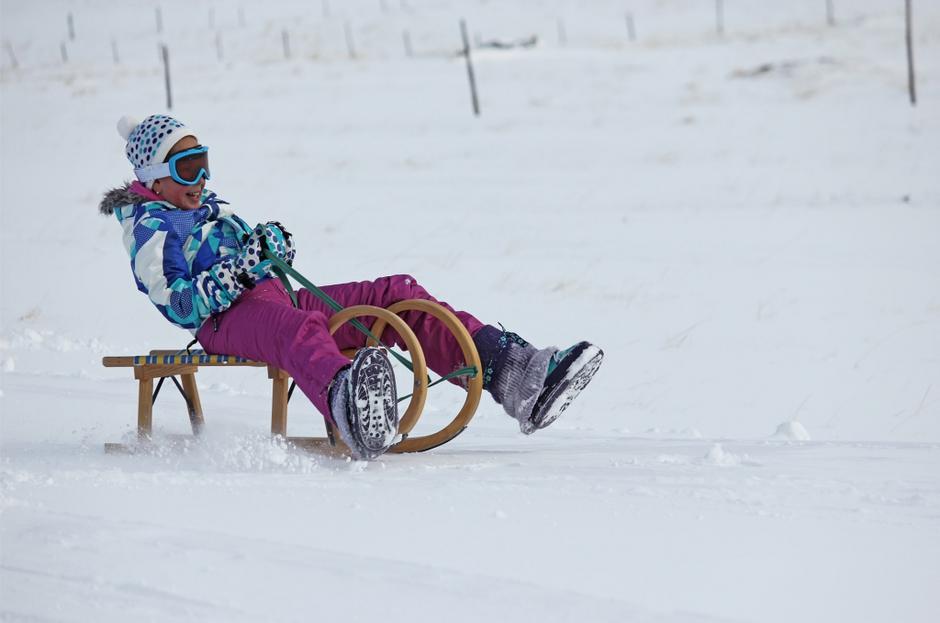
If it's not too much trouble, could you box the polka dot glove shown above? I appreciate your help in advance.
[261,221,296,266]
[204,255,270,307]
[235,226,279,283]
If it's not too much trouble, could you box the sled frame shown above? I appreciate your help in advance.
[101,299,482,456]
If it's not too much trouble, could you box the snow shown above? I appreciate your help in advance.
[772,420,812,441]
[2,0,940,621]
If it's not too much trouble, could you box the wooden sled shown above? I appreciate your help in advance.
[102,299,483,457]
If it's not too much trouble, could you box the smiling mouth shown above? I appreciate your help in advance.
[185,187,202,199]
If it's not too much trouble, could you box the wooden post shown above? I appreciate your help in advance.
[906,0,916,106]
[403,30,413,57]
[161,44,173,110]
[209,7,216,30]
[238,6,246,28]
[344,21,356,58]
[268,367,289,437]
[5,41,18,69]
[826,0,835,26]
[67,12,75,41]
[282,29,291,59]
[715,0,724,36]
[626,12,636,42]
[216,32,224,62]
[557,18,567,46]
[60,42,68,64]
[460,19,480,117]
[180,373,205,435]
[137,378,154,440]
[111,38,120,64]
[156,6,163,34]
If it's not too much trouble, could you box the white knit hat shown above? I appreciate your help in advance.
[117,114,198,187]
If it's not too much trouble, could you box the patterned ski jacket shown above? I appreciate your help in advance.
[99,182,264,333]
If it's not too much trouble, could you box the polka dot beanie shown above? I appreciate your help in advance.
[117,114,198,187]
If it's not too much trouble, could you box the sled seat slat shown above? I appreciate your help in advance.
[103,349,265,368]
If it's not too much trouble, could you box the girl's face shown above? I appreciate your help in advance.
[152,135,205,211]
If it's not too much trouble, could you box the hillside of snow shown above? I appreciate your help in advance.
[2,1,939,621]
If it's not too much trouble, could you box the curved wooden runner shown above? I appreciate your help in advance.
[291,305,428,455]
[369,299,483,453]
[329,304,429,434]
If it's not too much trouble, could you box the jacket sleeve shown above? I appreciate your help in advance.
[130,214,241,331]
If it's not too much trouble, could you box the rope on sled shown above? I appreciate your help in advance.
[262,250,477,399]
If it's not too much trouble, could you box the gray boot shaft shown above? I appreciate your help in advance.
[474,325,554,427]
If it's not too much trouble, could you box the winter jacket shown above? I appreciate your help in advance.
[99,182,265,333]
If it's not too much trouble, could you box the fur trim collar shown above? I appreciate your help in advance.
[99,182,141,216]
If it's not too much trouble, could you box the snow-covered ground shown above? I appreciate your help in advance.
[2,1,939,621]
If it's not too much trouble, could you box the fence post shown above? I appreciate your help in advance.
[403,30,413,57]
[161,44,173,110]
[67,13,75,41]
[60,42,68,64]
[111,38,120,64]
[345,21,356,59]
[5,41,19,69]
[626,12,636,42]
[282,30,291,59]
[557,18,567,46]
[826,0,835,26]
[715,0,724,36]
[460,19,480,117]
[906,0,916,106]
[156,7,163,34]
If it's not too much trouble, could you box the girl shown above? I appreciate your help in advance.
[100,114,604,460]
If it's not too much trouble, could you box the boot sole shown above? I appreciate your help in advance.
[347,348,399,459]
[523,345,604,435]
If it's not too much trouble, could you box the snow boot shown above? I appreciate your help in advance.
[525,341,604,434]
[328,347,400,460]
[474,325,604,434]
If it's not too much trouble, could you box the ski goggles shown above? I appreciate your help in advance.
[135,145,210,186]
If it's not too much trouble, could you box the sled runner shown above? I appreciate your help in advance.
[102,299,483,457]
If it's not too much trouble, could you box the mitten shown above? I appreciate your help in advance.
[203,255,271,307]
[238,225,277,277]
[200,228,276,306]
[251,221,296,266]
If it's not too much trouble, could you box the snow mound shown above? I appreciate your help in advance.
[644,427,704,439]
[703,443,741,466]
[656,454,691,465]
[1,327,109,354]
[773,421,812,441]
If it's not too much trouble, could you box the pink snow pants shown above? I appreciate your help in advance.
[196,276,485,417]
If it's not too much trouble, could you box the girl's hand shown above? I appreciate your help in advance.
[263,221,296,265]
[245,222,296,265]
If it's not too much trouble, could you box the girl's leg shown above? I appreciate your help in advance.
[293,274,485,380]
[196,281,349,416]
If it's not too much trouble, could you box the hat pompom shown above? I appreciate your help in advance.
[117,115,140,140]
